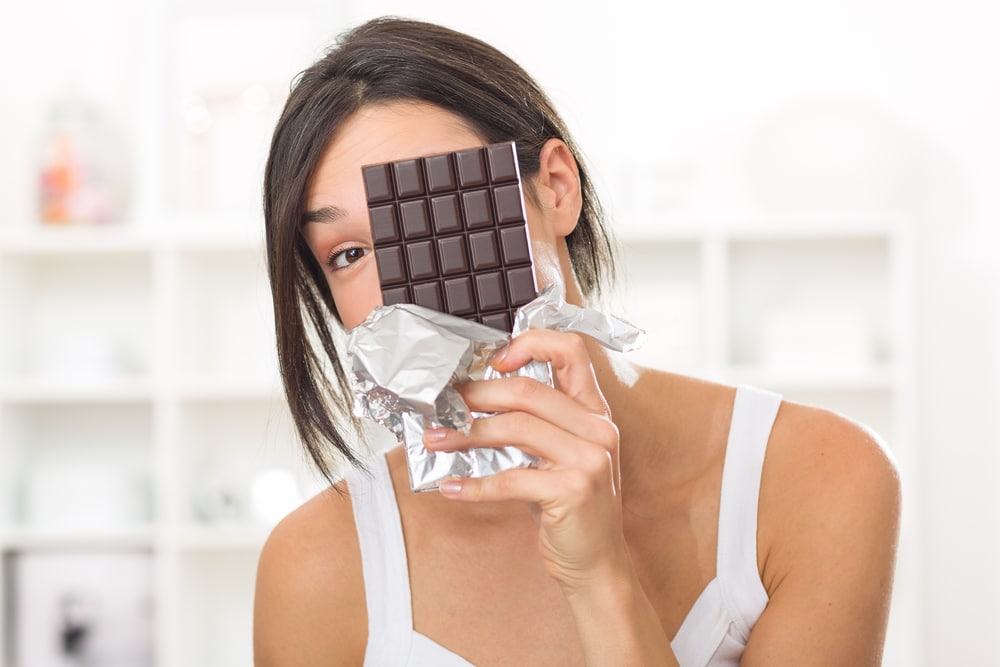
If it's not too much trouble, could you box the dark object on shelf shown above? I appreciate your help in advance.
[9,551,154,666]
[60,592,94,658]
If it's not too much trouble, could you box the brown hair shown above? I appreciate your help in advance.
[263,16,617,481]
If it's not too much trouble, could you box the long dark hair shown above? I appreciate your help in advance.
[263,16,618,481]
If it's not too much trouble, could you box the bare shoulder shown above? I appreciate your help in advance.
[761,398,901,542]
[746,397,902,665]
[253,480,367,667]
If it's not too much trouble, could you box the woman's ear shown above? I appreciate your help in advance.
[534,138,582,238]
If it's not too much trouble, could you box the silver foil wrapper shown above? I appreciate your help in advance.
[347,286,644,492]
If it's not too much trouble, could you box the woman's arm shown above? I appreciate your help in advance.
[743,406,902,666]
[424,329,679,666]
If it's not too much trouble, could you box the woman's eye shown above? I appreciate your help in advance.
[329,246,369,270]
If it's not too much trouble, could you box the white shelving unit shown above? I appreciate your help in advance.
[1,216,917,665]
[0,1,338,664]
[614,213,918,667]
[0,228,324,667]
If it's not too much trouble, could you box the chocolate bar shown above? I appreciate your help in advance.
[362,142,538,332]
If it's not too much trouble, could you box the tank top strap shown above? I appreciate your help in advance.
[347,453,414,665]
[716,384,782,641]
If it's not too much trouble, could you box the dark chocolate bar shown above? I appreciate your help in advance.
[362,142,538,332]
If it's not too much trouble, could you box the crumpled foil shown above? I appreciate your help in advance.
[347,286,645,492]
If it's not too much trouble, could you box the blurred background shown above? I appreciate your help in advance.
[0,0,997,665]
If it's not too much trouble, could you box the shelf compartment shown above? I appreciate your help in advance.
[616,238,704,370]
[0,525,156,552]
[0,378,154,404]
[174,524,270,551]
[0,403,154,530]
[727,236,892,370]
[176,398,323,529]
[175,549,256,667]
[0,226,155,254]
[4,549,155,666]
[721,363,897,393]
[0,252,153,383]
[174,377,282,402]
[173,247,279,384]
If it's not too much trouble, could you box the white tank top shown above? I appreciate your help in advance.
[346,384,782,667]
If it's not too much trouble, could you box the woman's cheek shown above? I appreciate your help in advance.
[332,260,384,330]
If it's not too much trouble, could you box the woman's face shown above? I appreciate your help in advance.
[302,101,563,330]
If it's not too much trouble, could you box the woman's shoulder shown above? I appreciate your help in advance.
[254,479,367,666]
[664,374,900,502]
[765,395,901,507]
[758,393,902,588]
[257,478,364,586]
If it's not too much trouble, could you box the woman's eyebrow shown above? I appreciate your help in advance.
[302,204,348,225]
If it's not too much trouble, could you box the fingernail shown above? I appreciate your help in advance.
[424,427,448,442]
[439,479,463,496]
[490,345,509,368]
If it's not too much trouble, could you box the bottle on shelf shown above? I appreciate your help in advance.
[37,97,130,226]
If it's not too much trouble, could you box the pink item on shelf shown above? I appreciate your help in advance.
[37,98,128,225]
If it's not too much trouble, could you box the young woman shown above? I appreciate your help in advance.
[254,17,900,667]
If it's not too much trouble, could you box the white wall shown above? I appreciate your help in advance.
[2,0,998,663]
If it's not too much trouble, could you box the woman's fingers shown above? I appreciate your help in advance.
[492,329,609,418]
[439,454,617,507]
[424,409,618,466]
[455,376,618,448]
[425,329,621,483]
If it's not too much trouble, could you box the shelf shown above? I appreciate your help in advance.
[175,378,282,402]
[174,524,270,551]
[0,378,154,404]
[0,222,266,255]
[615,211,906,242]
[165,221,266,251]
[0,525,270,552]
[0,226,156,255]
[0,524,156,551]
[720,364,898,393]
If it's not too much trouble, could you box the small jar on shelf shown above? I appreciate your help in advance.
[36,97,130,226]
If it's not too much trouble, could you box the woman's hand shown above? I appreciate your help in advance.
[423,328,626,593]
[423,328,675,665]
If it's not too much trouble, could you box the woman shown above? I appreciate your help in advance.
[254,17,900,666]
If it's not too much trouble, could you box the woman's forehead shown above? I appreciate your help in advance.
[331,102,484,167]
[307,102,486,206]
